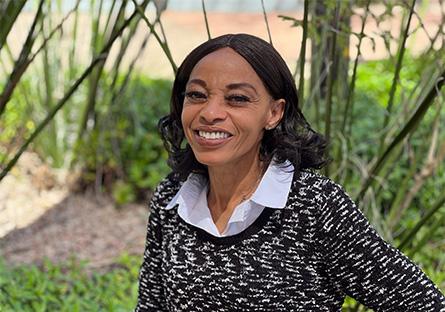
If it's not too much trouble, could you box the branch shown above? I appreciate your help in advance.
[355,69,445,202]
[0,7,141,182]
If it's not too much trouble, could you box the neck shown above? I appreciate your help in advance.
[207,154,266,217]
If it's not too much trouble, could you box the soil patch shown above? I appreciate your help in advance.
[0,191,150,273]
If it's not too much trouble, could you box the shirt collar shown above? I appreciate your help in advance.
[250,159,294,208]
[164,159,294,211]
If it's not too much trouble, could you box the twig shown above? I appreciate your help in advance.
[355,70,445,203]
[397,193,445,251]
[0,0,80,117]
[0,7,141,182]
[131,0,177,73]
[298,0,309,107]
[261,0,273,45]
[343,0,371,135]
[201,0,211,40]
[0,0,45,117]
[377,0,416,156]
[323,1,341,177]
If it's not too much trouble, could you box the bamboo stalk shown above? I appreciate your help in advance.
[261,0,273,45]
[0,0,27,50]
[0,0,79,117]
[201,0,211,40]
[308,1,329,130]
[335,1,371,188]
[0,0,45,117]
[104,32,152,179]
[92,0,105,54]
[0,5,144,182]
[132,0,177,73]
[407,213,445,258]
[110,1,153,82]
[377,0,416,156]
[298,0,309,107]
[103,0,118,40]
[76,0,128,143]
[387,99,444,230]
[397,192,445,251]
[41,2,61,167]
[108,2,164,91]
[323,1,340,177]
[342,0,371,135]
[68,2,80,82]
[355,68,445,202]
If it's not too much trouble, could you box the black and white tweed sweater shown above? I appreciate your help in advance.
[135,170,445,311]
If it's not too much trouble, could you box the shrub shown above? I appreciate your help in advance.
[0,253,141,311]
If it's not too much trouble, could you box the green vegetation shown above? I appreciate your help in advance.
[0,73,171,202]
[74,76,172,202]
[0,0,444,311]
[0,254,140,311]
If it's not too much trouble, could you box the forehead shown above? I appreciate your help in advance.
[188,47,263,86]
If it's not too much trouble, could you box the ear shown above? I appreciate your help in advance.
[266,99,285,129]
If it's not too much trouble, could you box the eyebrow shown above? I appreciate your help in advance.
[187,79,207,88]
[187,79,258,96]
[226,83,258,95]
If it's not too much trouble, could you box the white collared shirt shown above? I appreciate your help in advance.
[164,160,294,237]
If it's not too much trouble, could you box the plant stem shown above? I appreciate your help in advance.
[261,0,273,45]
[298,0,309,107]
[397,193,445,251]
[323,1,340,177]
[0,0,79,118]
[201,0,211,40]
[355,68,445,202]
[377,0,416,156]
[0,0,27,50]
[132,0,177,74]
[342,0,370,135]
[0,0,45,117]
[0,6,142,182]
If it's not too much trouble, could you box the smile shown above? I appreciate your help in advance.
[198,130,231,140]
[193,129,233,147]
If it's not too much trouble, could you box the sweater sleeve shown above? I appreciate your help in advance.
[315,179,445,311]
[134,184,169,312]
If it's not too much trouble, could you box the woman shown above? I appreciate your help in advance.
[135,33,445,311]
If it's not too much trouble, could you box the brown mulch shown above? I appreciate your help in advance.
[0,191,151,273]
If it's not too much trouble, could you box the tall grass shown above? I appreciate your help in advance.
[0,0,444,310]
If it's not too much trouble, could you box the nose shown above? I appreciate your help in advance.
[199,95,227,124]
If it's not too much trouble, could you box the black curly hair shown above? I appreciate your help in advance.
[159,33,328,181]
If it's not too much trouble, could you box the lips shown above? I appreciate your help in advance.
[197,130,230,140]
[192,127,233,147]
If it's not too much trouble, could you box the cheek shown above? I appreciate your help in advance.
[180,110,186,128]
[181,105,199,141]
[233,111,268,136]
[181,104,193,128]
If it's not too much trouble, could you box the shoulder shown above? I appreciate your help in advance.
[290,169,358,218]
[149,172,183,211]
[292,169,351,203]
[293,170,374,239]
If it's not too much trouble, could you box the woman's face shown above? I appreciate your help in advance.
[181,47,284,169]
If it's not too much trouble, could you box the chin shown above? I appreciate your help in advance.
[194,153,232,168]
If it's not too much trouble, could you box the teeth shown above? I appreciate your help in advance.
[198,131,230,140]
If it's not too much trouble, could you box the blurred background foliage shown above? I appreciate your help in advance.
[0,0,444,311]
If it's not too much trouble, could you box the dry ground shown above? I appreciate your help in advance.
[0,192,149,272]
[0,152,150,271]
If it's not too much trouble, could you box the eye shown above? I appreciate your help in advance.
[185,91,207,103]
[226,94,251,104]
